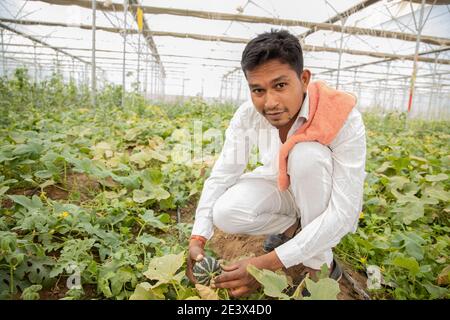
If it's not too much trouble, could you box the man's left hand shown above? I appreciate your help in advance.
[211,257,260,298]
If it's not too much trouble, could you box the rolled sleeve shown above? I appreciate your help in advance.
[191,102,255,239]
[275,109,367,268]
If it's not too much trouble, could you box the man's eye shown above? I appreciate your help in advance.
[275,83,287,89]
[252,88,263,94]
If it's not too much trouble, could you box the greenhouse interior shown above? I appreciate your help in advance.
[0,0,449,301]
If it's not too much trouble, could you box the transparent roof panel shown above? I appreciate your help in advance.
[0,0,449,100]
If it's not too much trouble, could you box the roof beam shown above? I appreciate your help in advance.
[30,0,450,46]
[128,0,165,78]
[317,45,450,75]
[299,0,382,40]
[2,18,450,65]
[0,21,96,67]
[2,42,241,63]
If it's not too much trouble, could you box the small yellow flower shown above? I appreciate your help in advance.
[359,212,365,220]
[360,256,367,264]
[59,211,70,219]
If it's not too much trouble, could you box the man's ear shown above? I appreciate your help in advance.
[300,69,311,92]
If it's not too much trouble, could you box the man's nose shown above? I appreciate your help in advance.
[264,91,279,109]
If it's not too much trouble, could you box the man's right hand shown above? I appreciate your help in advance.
[186,238,206,284]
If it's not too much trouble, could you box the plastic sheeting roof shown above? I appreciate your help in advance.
[1,0,449,100]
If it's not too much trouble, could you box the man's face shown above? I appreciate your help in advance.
[245,59,310,129]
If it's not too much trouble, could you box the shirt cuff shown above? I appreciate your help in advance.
[274,239,303,269]
[191,216,215,240]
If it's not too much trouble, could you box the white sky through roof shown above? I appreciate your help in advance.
[0,0,449,103]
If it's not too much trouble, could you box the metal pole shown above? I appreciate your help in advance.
[122,0,128,108]
[144,48,148,97]
[91,0,97,106]
[137,31,141,92]
[71,58,75,82]
[33,43,37,83]
[84,63,88,87]
[56,52,59,75]
[433,74,442,120]
[182,78,185,97]
[382,61,391,113]
[336,17,347,90]
[407,0,426,113]
[426,53,439,120]
[1,30,5,76]
[401,78,407,111]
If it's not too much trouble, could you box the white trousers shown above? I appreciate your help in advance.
[212,141,333,269]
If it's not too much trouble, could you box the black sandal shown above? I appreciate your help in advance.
[262,219,301,253]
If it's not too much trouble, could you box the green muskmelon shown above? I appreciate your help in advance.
[192,256,221,285]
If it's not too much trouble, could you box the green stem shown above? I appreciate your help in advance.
[172,280,179,298]
[9,265,14,296]
[63,160,67,187]
[136,221,146,239]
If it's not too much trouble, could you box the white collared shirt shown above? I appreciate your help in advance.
[192,90,367,267]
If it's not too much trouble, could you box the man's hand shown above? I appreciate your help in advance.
[211,257,260,298]
[186,238,205,284]
[211,251,284,298]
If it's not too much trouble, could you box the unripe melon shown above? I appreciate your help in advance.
[192,256,221,285]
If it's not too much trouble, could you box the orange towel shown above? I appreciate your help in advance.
[278,80,356,191]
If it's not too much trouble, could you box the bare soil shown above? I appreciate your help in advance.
[208,228,370,300]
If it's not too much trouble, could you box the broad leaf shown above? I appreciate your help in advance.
[246,265,289,299]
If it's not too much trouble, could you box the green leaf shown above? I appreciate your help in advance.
[246,264,289,299]
[8,195,43,211]
[132,186,170,203]
[0,186,9,196]
[423,281,449,299]
[392,202,424,225]
[423,185,449,202]
[21,285,42,300]
[388,176,409,191]
[130,282,165,300]
[391,255,420,276]
[303,277,341,300]
[195,284,220,300]
[34,170,53,179]
[375,161,392,173]
[140,210,169,231]
[143,252,185,284]
[425,173,448,182]
[136,234,162,247]
[130,150,152,168]
[132,189,152,203]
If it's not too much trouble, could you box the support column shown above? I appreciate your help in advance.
[1,30,5,76]
[91,0,97,106]
[407,0,426,113]
[382,61,391,113]
[137,31,141,92]
[122,0,128,108]
[426,53,439,120]
[33,43,37,83]
[336,17,347,90]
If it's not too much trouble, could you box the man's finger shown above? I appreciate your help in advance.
[220,263,239,272]
[230,286,250,298]
[189,246,204,260]
[211,279,243,289]
[213,269,240,284]
[195,253,204,262]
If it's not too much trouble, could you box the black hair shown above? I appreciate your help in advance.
[241,29,303,77]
